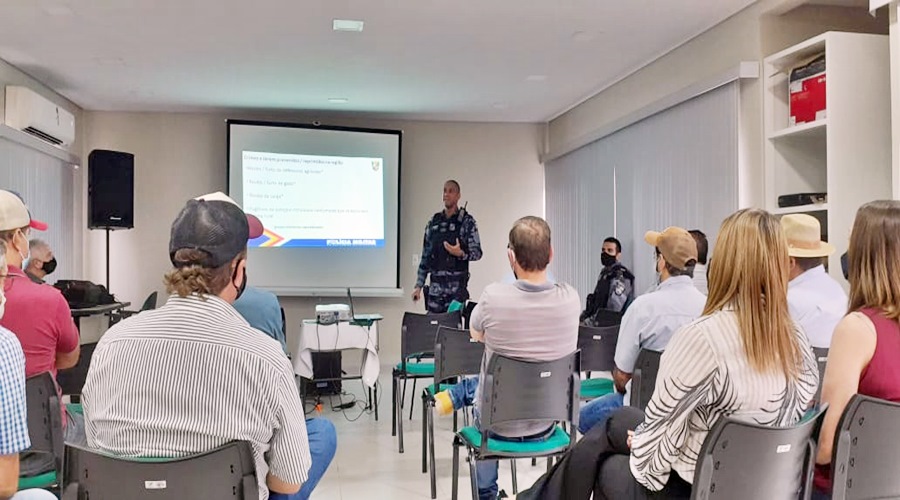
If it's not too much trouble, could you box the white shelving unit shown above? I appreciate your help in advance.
[764,32,892,283]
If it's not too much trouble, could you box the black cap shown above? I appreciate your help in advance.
[169,198,251,268]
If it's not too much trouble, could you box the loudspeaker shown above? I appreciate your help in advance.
[88,149,134,229]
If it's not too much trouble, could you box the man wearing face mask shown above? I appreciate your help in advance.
[82,192,336,500]
[25,239,56,284]
[578,227,706,435]
[581,237,635,325]
[0,190,82,459]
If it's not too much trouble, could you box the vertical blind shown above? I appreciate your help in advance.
[546,82,739,297]
[0,137,75,281]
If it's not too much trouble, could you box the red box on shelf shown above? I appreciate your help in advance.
[789,54,826,126]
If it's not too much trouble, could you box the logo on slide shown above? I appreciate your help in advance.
[372,159,381,172]
[257,228,286,247]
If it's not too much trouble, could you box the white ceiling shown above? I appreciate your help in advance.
[0,0,756,122]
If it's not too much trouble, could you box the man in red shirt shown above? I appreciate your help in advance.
[0,190,81,454]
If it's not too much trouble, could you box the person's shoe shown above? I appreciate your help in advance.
[434,390,454,416]
[498,490,509,498]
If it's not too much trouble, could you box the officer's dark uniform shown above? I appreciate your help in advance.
[415,207,482,313]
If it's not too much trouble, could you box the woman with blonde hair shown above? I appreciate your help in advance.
[813,200,900,498]
[519,209,818,500]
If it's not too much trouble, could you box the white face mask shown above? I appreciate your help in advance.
[15,231,29,264]
[0,292,7,320]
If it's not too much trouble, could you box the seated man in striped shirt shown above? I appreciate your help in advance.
[83,193,336,500]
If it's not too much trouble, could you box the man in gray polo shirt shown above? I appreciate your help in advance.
[433,216,580,500]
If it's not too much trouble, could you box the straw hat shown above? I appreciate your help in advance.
[780,214,835,258]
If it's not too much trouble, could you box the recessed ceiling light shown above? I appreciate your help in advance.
[328,97,349,104]
[333,19,364,32]
[526,75,548,82]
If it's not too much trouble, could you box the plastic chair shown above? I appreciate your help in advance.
[830,395,900,500]
[691,404,828,500]
[451,351,580,500]
[392,311,461,453]
[630,349,663,411]
[576,324,619,401]
[812,347,828,402]
[421,326,485,498]
[62,441,257,499]
[462,301,478,329]
[57,342,98,402]
[17,372,64,493]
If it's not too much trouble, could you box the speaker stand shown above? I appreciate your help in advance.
[105,227,111,290]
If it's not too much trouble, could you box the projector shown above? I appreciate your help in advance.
[315,304,351,324]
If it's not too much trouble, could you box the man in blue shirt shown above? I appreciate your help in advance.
[578,227,706,434]
[232,286,288,355]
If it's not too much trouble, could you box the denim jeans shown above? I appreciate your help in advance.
[269,418,337,500]
[578,392,624,435]
[446,377,553,500]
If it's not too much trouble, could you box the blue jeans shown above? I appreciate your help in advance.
[446,377,553,500]
[269,418,337,500]
[578,392,624,435]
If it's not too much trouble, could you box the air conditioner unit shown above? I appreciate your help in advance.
[4,86,75,147]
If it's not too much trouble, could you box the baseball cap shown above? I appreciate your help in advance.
[169,192,264,268]
[644,226,698,270]
[0,190,48,232]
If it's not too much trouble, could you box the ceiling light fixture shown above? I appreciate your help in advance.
[333,19,365,32]
[328,97,349,104]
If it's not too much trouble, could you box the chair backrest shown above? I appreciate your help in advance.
[25,372,64,479]
[64,441,257,500]
[577,324,619,373]
[590,309,623,327]
[691,404,828,500]
[480,351,581,453]
[462,301,478,329]
[831,395,900,500]
[57,342,98,397]
[140,291,159,311]
[812,347,828,401]
[630,349,663,411]
[433,326,485,384]
[400,311,461,362]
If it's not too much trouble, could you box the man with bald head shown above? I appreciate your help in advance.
[25,239,56,284]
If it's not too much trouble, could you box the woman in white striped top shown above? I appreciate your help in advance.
[519,209,818,499]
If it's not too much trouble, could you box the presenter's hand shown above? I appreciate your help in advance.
[412,287,422,302]
[443,239,464,258]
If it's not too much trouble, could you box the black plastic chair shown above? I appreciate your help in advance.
[451,351,580,499]
[17,372,64,493]
[830,395,900,500]
[588,309,623,327]
[109,291,159,326]
[63,441,257,499]
[812,347,828,402]
[462,301,478,329]
[392,311,461,453]
[421,326,485,498]
[630,349,663,411]
[691,404,827,500]
[577,324,619,402]
[57,343,98,403]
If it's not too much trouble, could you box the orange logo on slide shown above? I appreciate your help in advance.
[258,229,285,247]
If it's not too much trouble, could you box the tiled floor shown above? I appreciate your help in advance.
[308,368,549,499]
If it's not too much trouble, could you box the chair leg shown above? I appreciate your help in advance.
[401,378,408,409]
[452,408,458,432]
[391,372,398,436]
[398,378,405,453]
[409,378,418,420]
[422,391,428,473]
[546,457,553,472]
[428,402,438,499]
[511,459,518,494]
[467,447,479,500]
[374,383,379,421]
[451,437,460,500]
[531,457,537,467]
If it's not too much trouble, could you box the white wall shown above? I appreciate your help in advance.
[81,112,545,362]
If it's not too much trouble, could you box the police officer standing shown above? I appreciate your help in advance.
[412,180,482,313]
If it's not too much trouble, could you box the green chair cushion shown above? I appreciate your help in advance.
[458,425,570,454]
[580,378,615,399]
[67,402,84,415]
[396,361,435,375]
[18,470,56,490]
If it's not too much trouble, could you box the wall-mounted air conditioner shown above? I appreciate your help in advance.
[4,86,75,147]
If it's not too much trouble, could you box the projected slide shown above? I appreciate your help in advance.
[242,151,385,248]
